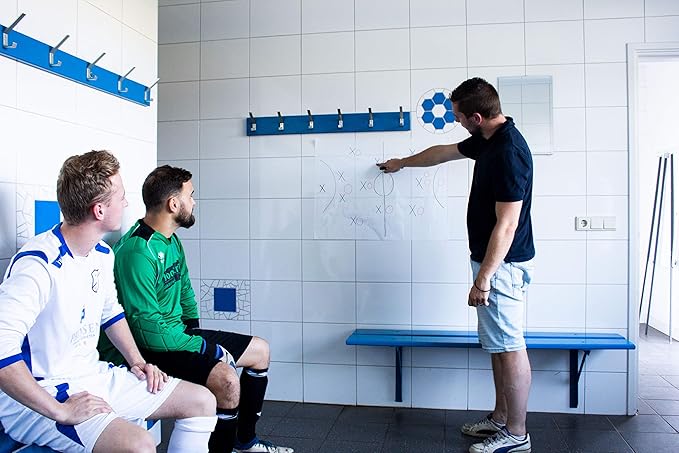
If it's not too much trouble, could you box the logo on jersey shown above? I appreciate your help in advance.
[81,307,86,323]
[91,269,100,293]
[162,260,182,288]
[158,252,165,262]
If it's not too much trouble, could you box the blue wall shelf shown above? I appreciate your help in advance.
[246,109,410,136]
[0,14,155,106]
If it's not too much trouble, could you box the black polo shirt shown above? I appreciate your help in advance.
[457,118,535,263]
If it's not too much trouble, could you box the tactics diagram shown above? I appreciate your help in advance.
[314,144,449,240]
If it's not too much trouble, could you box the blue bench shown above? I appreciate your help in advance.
[346,329,636,408]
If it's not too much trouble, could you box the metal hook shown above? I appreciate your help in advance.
[49,35,69,67]
[249,112,256,132]
[368,107,374,128]
[399,106,404,127]
[337,108,343,129]
[118,66,135,93]
[277,111,284,131]
[86,52,105,81]
[144,78,160,102]
[3,13,26,49]
[307,109,314,129]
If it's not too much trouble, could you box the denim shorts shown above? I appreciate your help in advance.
[471,259,534,353]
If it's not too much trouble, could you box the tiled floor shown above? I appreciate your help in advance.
[159,326,679,452]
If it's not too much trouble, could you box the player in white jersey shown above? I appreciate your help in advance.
[0,151,217,453]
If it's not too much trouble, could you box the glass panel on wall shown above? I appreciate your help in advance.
[498,75,553,155]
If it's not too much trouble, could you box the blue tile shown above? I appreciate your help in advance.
[34,200,60,235]
[214,287,237,312]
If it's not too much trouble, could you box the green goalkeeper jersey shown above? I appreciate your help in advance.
[99,220,202,363]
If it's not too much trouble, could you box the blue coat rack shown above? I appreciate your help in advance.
[246,108,410,136]
[0,14,156,106]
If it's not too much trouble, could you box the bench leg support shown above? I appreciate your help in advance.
[395,347,403,402]
[569,350,590,408]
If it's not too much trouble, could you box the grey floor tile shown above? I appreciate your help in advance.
[529,429,569,452]
[663,375,679,388]
[257,415,282,436]
[620,431,679,453]
[385,423,445,442]
[662,415,679,432]
[337,406,396,424]
[609,414,676,433]
[320,439,382,452]
[553,414,615,431]
[560,429,634,453]
[287,403,343,420]
[639,386,679,400]
[394,407,446,425]
[381,438,445,453]
[273,417,334,439]
[637,398,658,415]
[646,399,679,416]
[263,400,297,417]
[326,422,389,443]
[640,374,674,387]
[526,411,558,430]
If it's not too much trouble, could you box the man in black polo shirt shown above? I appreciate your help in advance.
[378,77,534,453]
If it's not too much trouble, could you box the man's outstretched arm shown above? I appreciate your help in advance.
[377,143,465,173]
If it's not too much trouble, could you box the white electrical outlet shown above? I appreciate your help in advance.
[575,217,591,230]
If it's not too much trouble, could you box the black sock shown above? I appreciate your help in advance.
[208,407,238,453]
[236,368,268,445]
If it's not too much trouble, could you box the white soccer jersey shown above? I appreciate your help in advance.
[0,224,125,380]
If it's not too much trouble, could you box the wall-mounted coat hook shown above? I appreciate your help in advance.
[49,34,69,67]
[249,112,256,132]
[277,111,284,131]
[0,25,153,106]
[118,66,135,93]
[246,109,410,136]
[86,52,105,81]
[144,78,159,102]
[3,13,25,49]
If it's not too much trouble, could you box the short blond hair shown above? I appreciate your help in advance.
[57,150,120,225]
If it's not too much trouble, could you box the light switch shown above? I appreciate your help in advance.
[590,216,604,230]
[604,216,616,230]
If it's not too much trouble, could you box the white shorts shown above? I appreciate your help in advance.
[0,362,180,453]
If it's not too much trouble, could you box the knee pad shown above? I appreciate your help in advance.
[174,415,217,434]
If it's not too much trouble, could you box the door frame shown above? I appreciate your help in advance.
[627,42,679,415]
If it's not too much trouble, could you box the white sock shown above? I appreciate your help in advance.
[167,416,217,453]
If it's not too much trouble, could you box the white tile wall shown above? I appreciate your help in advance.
[301,32,354,75]
[467,0,524,25]
[301,0,354,34]
[355,0,409,31]
[250,0,300,37]
[251,280,302,322]
[200,0,249,41]
[154,0,659,413]
[201,39,249,80]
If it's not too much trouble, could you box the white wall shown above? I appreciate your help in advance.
[0,0,159,279]
[157,0,679,414]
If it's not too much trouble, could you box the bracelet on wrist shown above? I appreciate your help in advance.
[473,282,490,292]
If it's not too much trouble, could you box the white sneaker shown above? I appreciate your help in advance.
[234,438,294,453]
[469,427,531,453]
[461,414,505,438]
